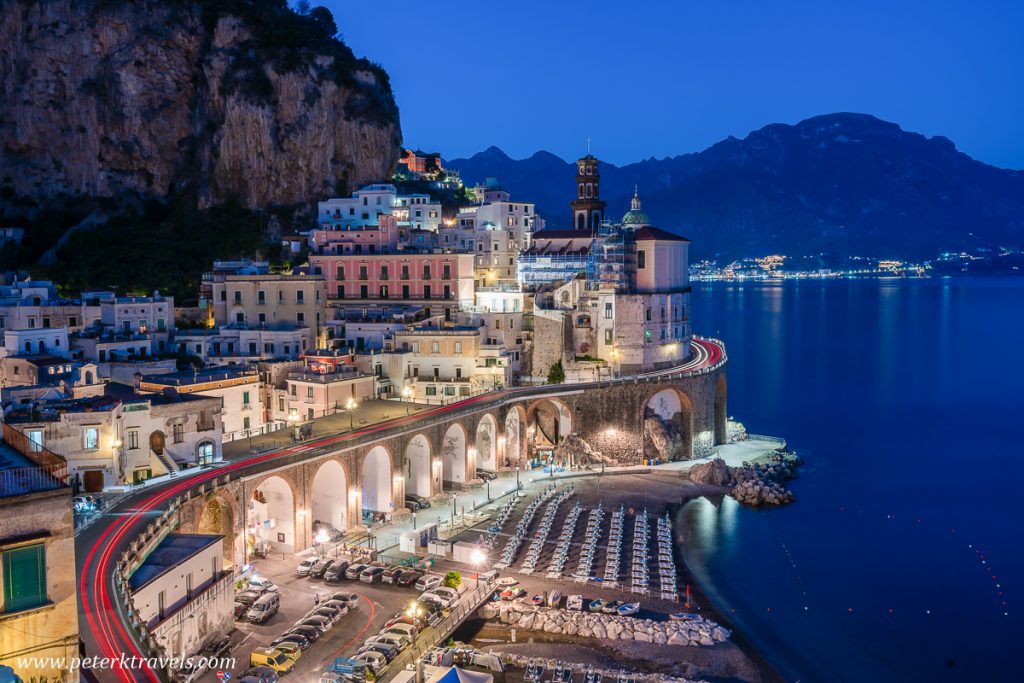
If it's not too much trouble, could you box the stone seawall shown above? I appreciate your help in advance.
[483,598,731,647]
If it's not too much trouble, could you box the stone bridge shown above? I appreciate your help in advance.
[177,358,727,566]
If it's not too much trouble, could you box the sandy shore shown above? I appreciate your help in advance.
[454,470,786,683]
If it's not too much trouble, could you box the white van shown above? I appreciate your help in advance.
[414,573,443,592]
[247,592,280,623]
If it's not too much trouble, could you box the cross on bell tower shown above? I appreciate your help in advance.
[570,142,606,234]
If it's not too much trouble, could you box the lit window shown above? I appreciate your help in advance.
[83,427,99,450]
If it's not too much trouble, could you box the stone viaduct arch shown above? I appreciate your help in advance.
[248,474,298,554]
[175,366,726,556]
[403,433,432,498]
[311,458,349,535]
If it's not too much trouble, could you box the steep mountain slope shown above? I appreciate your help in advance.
[449,114,1024,260]
[0,0,403,295]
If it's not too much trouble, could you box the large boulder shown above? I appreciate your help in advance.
[688,458,731,486]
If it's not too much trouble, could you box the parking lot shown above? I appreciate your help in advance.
[201,554,438,681]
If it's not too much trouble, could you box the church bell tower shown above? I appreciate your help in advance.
[570,149,606,234]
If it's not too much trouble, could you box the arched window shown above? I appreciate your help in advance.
[24,341,31,353]
[586,184,592,198]
[576,213,585,230]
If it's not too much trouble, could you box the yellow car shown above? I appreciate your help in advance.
[249,647,296,674]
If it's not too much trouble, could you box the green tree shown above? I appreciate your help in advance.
[293,0,311,14]
[443,570,462,590]
[547,360,565,384]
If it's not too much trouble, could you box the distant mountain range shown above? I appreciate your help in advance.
[447,114,1024,262]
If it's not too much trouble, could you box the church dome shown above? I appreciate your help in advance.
[621,187,650,226]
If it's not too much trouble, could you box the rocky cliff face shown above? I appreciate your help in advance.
[0,0,402,214]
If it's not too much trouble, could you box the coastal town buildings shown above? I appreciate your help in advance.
[138,367,265,443]
[127,533,233,662]
[0,430,78,683]
[4,389,222,490]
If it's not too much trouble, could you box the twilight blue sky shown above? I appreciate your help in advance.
[325,0,1024,169]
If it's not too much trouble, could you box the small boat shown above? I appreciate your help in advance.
[617,602,640,616]
[588,598,606,612]
[547,589,563,608]
[530,594,545,606]
[566,594,583,611]
[670,612,700,621]
[601,600,622,614]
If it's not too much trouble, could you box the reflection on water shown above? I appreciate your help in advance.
[680,278,1024,682]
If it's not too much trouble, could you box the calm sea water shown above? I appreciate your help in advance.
[680,278,1024,682]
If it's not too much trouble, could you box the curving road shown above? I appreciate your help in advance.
[76,338,725,682]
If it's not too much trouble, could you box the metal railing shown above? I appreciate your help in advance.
[0,465,67,497]
[377,582,495,682]
[2,422,69,480]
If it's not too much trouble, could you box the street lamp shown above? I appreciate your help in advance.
[315,528,329,558]
[346,397,358,432]
[470,548,486,586]
[286,408,300,442]
[401,386,413,415]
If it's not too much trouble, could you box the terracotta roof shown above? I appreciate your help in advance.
[633,226,690,242]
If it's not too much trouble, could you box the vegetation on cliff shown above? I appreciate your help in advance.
[0,0,403,297]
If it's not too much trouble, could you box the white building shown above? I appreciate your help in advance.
[100,294,174,334]
[6,390,223,491]
[138,368,265,443]
[317,184,444,233]
[128,533,233,661]
[1,327,71,358]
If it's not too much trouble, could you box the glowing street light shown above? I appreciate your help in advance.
[346,397,358,431]
[315,528,329,557]
[471,548,486,585]
[402,386,413,415]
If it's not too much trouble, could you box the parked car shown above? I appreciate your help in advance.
[353,651,387,674]
[345,563,368,580]
[364,633,410,651]
[360,566,385,584]
[414,573,443,592]
[249,648,295,674]
[296,557,318,577]
[288,625,322,643]
[248,577,278,593]
[324,560,350,582]
[234,601,250,619]
[239,665,279,683]
[246,593,280,624]
[381,566,404,584]
[312,520,344,541]
[295,615,332,633]
[415,599,444,616]
[396,570,423,587]
[319,599,350,615]
[476,468,498,481]
[423,587,459,608]
[269,633,310,652]
[308,604,344,623]
[329,591,359,608]
[357,641,398,663]
[384,614,425,632]
[269,641,302,663]
[310,558,335,579]
[383,623,417,641]
[235,589,263,607]
[200,635,232,660]
[404,493,430,510]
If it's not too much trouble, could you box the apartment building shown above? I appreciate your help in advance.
[138,368,265,443]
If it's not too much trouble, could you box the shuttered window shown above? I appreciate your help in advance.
[3,544,46,612]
